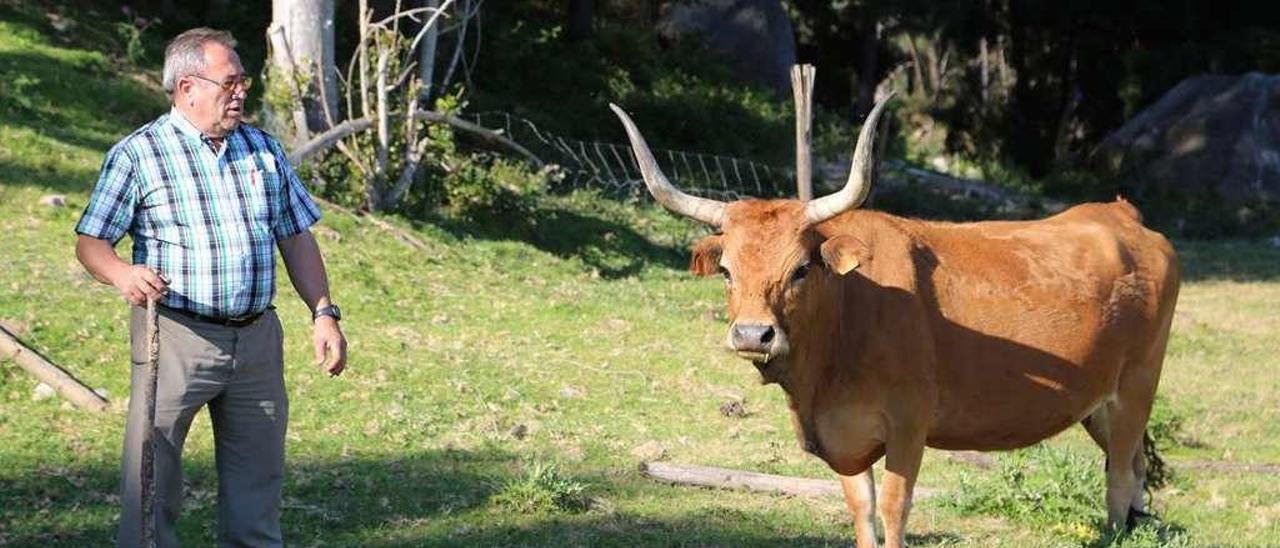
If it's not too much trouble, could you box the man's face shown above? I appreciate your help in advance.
[179,42,248,137]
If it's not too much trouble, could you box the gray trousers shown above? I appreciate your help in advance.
[117,306,288,548]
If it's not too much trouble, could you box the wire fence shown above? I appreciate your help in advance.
[460,111,796,201]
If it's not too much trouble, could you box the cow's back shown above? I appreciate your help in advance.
[845,201,1178,450]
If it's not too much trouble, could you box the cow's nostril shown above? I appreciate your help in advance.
[760,326,775,345]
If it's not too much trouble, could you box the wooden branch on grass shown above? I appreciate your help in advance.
[0,324,109,412]
[643,461,843,497]
[642,461,937,499]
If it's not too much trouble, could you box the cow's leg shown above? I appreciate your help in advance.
[879,440,925,548]
[1085,394,1152,518]
[839,469,879,548]
[1081,407,1110,452]
[1103,403,1145,530]
[1129,436,1149,516]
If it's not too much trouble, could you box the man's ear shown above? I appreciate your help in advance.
[690,234,724,277]
[175,78,193,104]
[820,235,871,276]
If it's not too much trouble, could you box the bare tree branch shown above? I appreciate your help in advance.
[288,112,543,168]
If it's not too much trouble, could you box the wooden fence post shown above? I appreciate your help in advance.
[791,64,816,200]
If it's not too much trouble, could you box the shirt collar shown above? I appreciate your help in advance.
[168,106,206,141]
[168,107,233,156]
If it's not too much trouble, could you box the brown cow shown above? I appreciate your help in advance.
[609,97,1180,548]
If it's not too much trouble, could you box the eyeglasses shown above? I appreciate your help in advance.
[189,74,253,93]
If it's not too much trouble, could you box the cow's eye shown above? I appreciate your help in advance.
[791,263,810,285]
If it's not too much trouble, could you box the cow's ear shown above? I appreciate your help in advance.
[820,235,871,276]
[690,234,724,277]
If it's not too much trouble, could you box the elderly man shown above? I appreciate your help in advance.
[74,28,347,546]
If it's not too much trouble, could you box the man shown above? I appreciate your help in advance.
[74,28,347,547]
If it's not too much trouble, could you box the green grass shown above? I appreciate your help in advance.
[3,4,1280,546]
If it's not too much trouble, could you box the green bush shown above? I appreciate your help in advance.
[437,155,546,223]
[489,460,589,514]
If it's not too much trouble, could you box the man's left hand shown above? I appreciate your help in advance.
[313,317,347,376]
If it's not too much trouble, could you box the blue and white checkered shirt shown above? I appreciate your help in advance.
[76,108,321,318]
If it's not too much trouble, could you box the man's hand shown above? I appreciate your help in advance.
[76,235,166,306]
[313,316,347,377]
[113,265,168,307]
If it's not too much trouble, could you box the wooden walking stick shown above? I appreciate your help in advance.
[140,298,159,547]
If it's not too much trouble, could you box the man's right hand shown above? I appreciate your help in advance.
[113,265,168,307]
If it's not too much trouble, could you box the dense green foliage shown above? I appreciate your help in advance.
[33,0,1280,236]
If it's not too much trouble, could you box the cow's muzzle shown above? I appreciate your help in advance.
[730,322,781,362]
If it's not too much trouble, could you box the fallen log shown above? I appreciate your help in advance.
[641,461,936,499]
[0,323,109,412]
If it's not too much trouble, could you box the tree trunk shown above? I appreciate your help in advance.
[906,33,926,98]
[980,36,989,103]
[854,19,880,119]
[566,0,594,42]
[270,0,338,137]
[418,0,442,102]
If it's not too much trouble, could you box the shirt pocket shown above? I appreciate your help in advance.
[246,160,285,233]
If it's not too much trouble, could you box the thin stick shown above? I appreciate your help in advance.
[140,299,160,547]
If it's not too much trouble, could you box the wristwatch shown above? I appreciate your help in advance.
[313,304,342,322]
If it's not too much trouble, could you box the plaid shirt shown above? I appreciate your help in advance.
[76,108,321,318]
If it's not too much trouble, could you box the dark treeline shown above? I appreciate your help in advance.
[791,0,1280,176]
[63,0,1280,232]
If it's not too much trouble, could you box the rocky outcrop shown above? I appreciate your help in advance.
[1093,72,1280,234]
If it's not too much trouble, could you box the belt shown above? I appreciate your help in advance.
[162,306,266,328]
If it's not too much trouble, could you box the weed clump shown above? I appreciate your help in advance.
[490,461,589,514]
[939,445,1189,547]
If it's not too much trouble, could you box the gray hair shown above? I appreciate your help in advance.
[162,28,237,95]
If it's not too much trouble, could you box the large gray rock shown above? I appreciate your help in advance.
[1094,72,1280,216]
[658,0,796,96]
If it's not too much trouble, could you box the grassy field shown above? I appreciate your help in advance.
[3,5,1280,546]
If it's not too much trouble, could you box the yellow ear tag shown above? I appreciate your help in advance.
[833,255,860,275]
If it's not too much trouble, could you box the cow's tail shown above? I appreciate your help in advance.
[1143,430,1170,489]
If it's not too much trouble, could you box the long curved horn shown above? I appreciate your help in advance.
[609,103,727,227]
[804,93,895,225]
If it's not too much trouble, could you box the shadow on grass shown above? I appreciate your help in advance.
[0,448,509,547]
[420,204,689,278]
[0,154,99,196]
[0,49,163,149]
[0,16,166,192]
[1174,240,1280,282]
[368,516,961,547]
[0,446,962,547]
